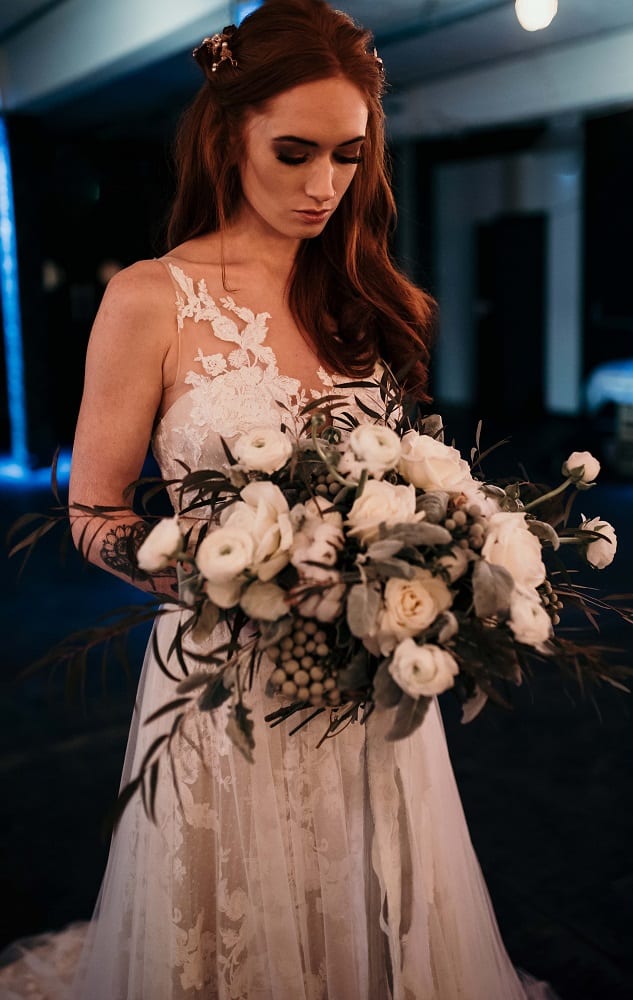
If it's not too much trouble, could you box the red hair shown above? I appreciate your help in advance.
[168,0,435,398]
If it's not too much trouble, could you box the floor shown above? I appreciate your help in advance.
[0,419,631,999]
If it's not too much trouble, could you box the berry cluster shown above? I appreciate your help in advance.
[267,617,341,707]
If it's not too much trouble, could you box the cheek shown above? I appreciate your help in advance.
[336,167,358,200]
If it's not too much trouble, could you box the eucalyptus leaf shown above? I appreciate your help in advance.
[460,686,489,724]
[472,560,514,619]
[225,703,255,763]
[389,522,453,546]
[336,650,371,691]
[527,520,561,550]
[191,600,220,643]
[416,492,449,524]
[386,693,431,741]
[366,539,404,560]
[372,658,403,708]
[347,583,382,638]
[198,676,233,712]
[437,611,459,644]
[370,558,416,580]
[418,415,444,442]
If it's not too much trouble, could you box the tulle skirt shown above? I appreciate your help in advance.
[0,614,558,999]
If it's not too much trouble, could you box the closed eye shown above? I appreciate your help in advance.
[276,152,363,166]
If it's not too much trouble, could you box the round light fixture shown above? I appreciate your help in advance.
[515,0,558,32]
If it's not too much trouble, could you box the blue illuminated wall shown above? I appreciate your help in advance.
[0,115,28,473]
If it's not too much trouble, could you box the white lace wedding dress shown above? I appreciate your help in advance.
[0,260,558,1000]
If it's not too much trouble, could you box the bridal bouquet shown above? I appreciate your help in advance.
[127,372,630,767]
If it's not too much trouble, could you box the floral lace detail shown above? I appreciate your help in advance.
[153,265,381,497]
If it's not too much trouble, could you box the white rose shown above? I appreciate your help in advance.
[399,431,473,493]
[509,586,553,649]
[137,516,182,572]
[233,426,293,475]
[240,580,289,621]
[339,424,401,479]
[377,570,453,654]
[580,516,617,569]
[346,480,422,545]
[459,481,502,519]
[437,545,470,582]
[223,481,293,581]
[196,527,254,584]
[563,451,601,484]
[388,639,459,698]
[481,512,546,590]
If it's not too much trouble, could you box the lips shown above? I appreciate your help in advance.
[294,209,331,223]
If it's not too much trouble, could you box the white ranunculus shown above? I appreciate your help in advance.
[377,570,453,654]
[509,586,553,649]
[137,516,182,572]
[233,426,293,475]
[480,512,546,590]
[389,639,459,698]
[339,424,401,479]
[563,451,601,484]
[580,516,617,569]
[223,481,293,581]
[240,580,289,621]
[346,480,421,545]
[196,527,254,584]
[437,545,470,582]
[399,431,474,493]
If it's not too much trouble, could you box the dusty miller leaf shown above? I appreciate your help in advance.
[347,583,382,638]
[527,519,560,551]
[372,658,403,708]
[472,560,514,619]
[336,650,371,691]
[386,693,432,740]
[225,702,255,763]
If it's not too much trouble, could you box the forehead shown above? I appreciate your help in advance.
[247,77,368,143]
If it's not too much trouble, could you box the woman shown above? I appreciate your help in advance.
[0,1,556,997]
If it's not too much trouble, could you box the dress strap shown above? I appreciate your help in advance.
[154,255,183,391]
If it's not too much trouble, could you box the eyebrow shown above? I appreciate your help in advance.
[272,134,365,147]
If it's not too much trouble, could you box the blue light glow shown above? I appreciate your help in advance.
[0,116,28,470]
[232,1,263,26]
[0,448,71,488]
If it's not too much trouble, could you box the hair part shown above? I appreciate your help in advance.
[168,0,435,399]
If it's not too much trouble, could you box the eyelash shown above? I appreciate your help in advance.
[276,153,362,166]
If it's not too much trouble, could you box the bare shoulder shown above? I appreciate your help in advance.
[89,259,177,360]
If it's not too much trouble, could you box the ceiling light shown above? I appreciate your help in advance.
[515,0,558,32]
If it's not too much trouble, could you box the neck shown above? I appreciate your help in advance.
[221,204,301,286]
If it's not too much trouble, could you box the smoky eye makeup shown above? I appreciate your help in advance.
[273,143,364,166]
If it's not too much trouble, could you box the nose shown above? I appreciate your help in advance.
[304,158,336,205]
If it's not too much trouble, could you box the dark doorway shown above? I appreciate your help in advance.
[475,213,546,421]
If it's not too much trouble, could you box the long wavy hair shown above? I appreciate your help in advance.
[167,0,435,398]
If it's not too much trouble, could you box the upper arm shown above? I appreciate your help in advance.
[69,260,175,508]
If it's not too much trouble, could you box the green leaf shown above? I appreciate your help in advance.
[369,558,416,580]
[527,519,560,550]
[336,650,371,691]
[225,702,255,763]
[472,560,514,619]
[386,693,431,741]
[198,675,233,712]
[366,539,404,560]
[144,696,192,725]
[346,582,382,638]
[388,522,453,546]
[372,658,403,708]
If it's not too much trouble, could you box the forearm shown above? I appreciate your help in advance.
[71,508,179,598]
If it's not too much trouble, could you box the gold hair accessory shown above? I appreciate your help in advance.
[193,29,237,73]
[372,47,385,76]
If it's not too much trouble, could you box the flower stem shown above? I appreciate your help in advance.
[523,477,574,512]
[310,416,354,488]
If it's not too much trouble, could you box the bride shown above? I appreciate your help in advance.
[1,1,558,997]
